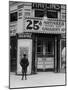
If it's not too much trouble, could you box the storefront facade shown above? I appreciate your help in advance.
[9,2,66,74]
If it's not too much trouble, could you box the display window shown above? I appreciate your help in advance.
[37,38,54,57]
[36,38,54,70]
[61,39,66,69]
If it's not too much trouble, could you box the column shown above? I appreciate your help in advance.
[57,39,60,72]
[54,37,57,72]
[35,36,38,73]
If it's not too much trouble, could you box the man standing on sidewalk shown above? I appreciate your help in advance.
[20,54,29,80]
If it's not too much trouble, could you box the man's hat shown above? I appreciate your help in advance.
[23,54,26,56]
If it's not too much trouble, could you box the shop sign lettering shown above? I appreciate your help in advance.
[24,18,65,33]
[18,33,32,38]
[32,3,61,11]
[26,19,40,30]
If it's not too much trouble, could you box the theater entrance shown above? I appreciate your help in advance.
[36,37,55,71]
[32,34,58,72]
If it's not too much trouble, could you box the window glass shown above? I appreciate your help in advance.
[35,10,44,17]
[10,12,17,22]
[37,39,42,46]
[47,11,58,18]
[45,40,54,55]
[37,47,42,53]
[35,9,58,19]
[37,39,43,55]
[37,38,54,56]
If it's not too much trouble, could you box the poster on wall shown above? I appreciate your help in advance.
[9,1,66,89]
[17,39,32,75]
[19,47,28,60]
[17,47,29,74]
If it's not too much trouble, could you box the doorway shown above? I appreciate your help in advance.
[10,36,17,72]
[36,37,55,71]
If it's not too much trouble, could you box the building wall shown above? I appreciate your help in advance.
[9,2,66,34]
[9,1,66,73]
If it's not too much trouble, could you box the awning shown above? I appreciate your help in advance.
[24,30,65,34]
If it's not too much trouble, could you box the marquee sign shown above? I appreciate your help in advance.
[32,3,61,11]
[24,18,65,34]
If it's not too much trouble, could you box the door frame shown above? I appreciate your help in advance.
[35,36,55,72]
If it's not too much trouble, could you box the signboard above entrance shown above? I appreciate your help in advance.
[24,17,65,34]
[32,3,61,11]
[18,33,32,39]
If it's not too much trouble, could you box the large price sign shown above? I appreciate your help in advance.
[24,18,65,33]
[25,19,42,30]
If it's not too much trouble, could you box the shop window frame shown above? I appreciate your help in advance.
[34,9,60,19]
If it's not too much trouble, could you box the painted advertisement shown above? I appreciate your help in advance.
[24,18,65,33]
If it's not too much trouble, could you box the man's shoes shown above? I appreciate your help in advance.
[21,78,23,80]
[25,78,27,80]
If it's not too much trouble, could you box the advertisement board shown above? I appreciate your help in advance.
[17,39,32,74]
[10,24,17,36]
[24,17,65,34]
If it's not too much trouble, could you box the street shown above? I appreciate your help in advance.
[10,72,66,88]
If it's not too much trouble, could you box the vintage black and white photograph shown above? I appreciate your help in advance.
[9,1,66,89]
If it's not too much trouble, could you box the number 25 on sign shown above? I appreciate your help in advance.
[26,19,42,30]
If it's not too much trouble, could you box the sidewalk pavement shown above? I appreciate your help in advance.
[10,72,66,88]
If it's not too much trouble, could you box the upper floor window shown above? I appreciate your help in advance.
[35,10,44,17]
[35,9,58,19]
[47,10,58,18]
[10,12,17,22]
